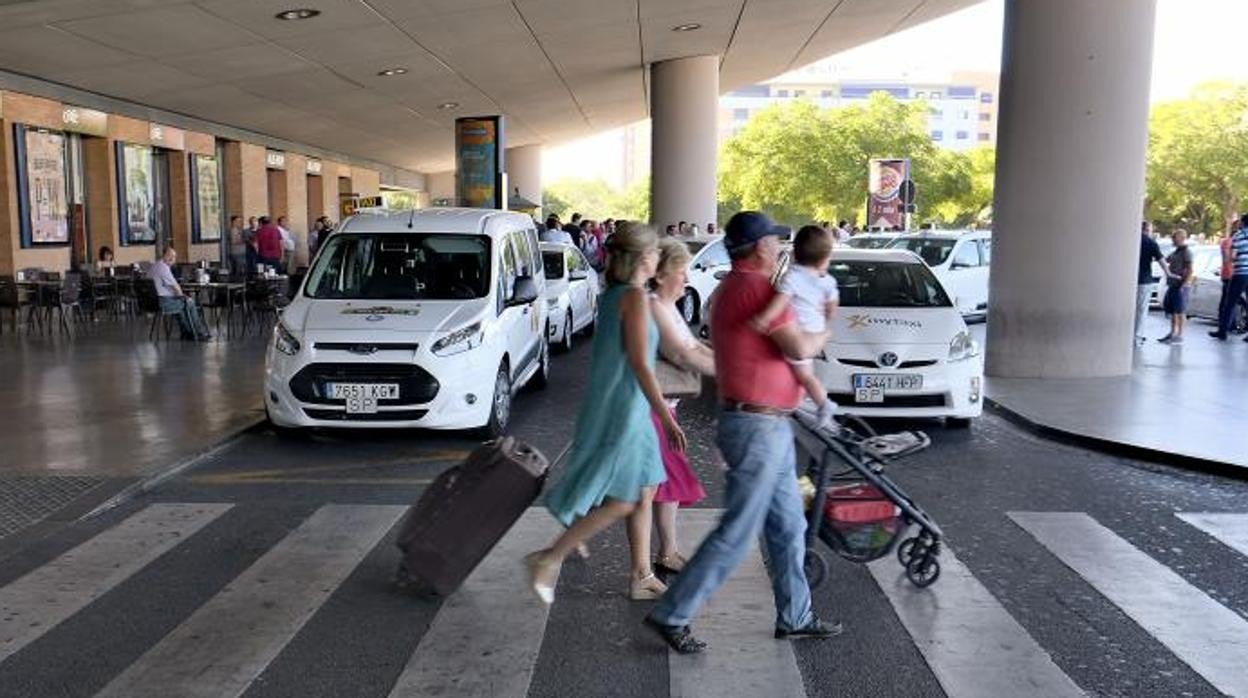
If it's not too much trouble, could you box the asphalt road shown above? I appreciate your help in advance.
[1,339,1247,697]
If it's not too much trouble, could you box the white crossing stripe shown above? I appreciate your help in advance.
[668,509,807,698]
[96,504,406,698]
[0,503,230,665]
[1011,511,1248,697]
[868,544,1083,698]
[388,509,561,698]
[1177,513,1248,558]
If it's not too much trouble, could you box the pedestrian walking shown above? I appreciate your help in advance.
[227,216,247,275]
[1210,213,1248,341]
[1159,229,1194,343]
[526,223,685,604]
[255,216,283,270]
[1136,221,1166,344]
[1216,219,1238,325]
[277,215,295,273]
[644,239,716,577]
[244,216,259,272]
[645,211,841,654]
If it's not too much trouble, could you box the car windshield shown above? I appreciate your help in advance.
[686,240,710,255]
[542,251,564,280]
[305,233,491,300]
[829,260,952,308]
[888,237,957,266]
[847,236,893,249]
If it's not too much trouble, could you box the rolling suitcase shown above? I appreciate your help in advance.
[394,436,549,596]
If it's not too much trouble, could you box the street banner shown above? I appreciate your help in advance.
[868,158,909,230]
[24,129,69,244]
[455,116,505,209]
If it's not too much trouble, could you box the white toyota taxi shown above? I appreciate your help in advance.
[813,248,983,427]
[265,208,548,436]
[541,242,599,353]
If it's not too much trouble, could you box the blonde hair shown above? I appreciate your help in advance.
[657,238,691,276]
[605,221,658,284]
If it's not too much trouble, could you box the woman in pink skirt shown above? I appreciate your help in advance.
[644,239,717,576]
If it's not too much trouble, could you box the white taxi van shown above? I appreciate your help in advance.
[265,208,548,436]
[813,248,983,428]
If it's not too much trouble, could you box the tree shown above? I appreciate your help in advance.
[542,177,650,222]
[1146,82,1248,236]
[717,93,985,228]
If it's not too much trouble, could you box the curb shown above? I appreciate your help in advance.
[79,416,266,521]
[984,398,1248,481]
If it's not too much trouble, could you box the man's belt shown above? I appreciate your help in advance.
[721,401,792,417]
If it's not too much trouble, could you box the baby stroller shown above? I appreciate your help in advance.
[792,408,944,588]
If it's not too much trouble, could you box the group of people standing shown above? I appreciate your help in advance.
[526,212,844,654]
[539,213,613,270]
[227,215,335,276]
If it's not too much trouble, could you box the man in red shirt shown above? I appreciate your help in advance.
[647,211,841,654]
[254,216,283,269]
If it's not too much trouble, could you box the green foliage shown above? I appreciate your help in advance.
[542,177,649,222]
[381,190,421,211]
[718,94,986,228]
[1146,82,1248,236]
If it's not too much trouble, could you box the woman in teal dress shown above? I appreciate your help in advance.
[526,223,687,603]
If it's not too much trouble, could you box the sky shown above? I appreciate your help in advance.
[544,0,1248,183]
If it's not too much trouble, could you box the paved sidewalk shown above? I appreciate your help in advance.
[979,312,1248,470]
[0,323,267,477]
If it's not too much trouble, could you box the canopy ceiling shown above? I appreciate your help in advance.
[0,0,982,173]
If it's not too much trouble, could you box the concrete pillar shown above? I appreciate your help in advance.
[986,0,1156,378]
[650,55,719,229]
[429,171,455,204]
[505,144,542,211]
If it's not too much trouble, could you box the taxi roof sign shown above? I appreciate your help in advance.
[340,194,384,217]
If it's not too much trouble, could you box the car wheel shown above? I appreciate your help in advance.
[679,288,699,325]
[480,364,512,438]
[561,312,574,353]
[945,417,972,429]
[531,338,550,390]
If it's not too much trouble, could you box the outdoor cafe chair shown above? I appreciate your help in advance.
[0,276,20,335]
[134,279,178,341]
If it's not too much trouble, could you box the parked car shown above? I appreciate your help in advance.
[264,208,548,436]
[846,233,899,249]
[1186,245,1247,331]
[677,234,729,326]
[812,248,983,428]
[541,242,599,352]
[887,230,992,320]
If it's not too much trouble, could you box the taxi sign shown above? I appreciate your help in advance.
[340,195,384,217]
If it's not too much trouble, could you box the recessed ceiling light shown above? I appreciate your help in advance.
[671,22,701,32]
[377,67,409,77]
[437,101,460,110]
[275,8,320,20]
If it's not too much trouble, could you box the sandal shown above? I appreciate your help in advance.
[524,551,560,605]
[629,572,668,601]
[644,617,707,654]
[654,553,687,576]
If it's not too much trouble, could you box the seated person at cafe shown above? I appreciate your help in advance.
[151,246,212,341]
[96,246,115,272]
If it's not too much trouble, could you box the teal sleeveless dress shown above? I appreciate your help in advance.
[545,284,666,527]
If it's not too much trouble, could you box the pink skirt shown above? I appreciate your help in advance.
[651,406,707,506]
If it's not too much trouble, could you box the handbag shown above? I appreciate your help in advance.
[655,356,701,398]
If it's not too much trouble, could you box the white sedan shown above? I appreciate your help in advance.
[813,249,984,428]
[677,235,729,326]
[541,242,599,352]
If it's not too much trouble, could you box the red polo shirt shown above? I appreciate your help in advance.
[255,224,283,262]
[711,260,803,409]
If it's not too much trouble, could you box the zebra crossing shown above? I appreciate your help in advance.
[0,503,1246,697]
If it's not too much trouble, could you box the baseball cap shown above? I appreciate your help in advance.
[724,211,790,252]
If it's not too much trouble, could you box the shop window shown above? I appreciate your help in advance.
[931,131,944,141]
[190,154,224,244]
[978,133,992,142]
[777,89,790,98]
[115,142,159,246]
[956,131,969,140]
[13,125,71,248]
[821,90,834,98]
[979,112,992,122]
[980,92,994,103]
[733,108,750,121]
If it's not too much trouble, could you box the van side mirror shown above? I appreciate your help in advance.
[510,275,539,305]
[569,269,588,281]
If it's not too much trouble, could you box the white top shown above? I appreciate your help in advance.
[539,228,574,246]
[150,260,180,298]
[279,226,295,251]
[653,297,698,359]
[780,264,839,332]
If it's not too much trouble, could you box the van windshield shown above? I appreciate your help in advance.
[829,260,952,308]
[887,237,957,266]
[305,233,491,300]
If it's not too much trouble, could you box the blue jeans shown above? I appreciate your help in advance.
[159,296,210,339]
[649,410,813,631]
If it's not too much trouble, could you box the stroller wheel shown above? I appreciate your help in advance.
[905,554,941,588]
[804,550,829,589]
[897,537,924,566]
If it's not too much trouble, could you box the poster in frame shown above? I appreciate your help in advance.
[13,125,70,246]
[191,154,223,243]
[116,142,156,245]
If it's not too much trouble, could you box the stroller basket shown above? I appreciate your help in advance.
[792,409,945,589]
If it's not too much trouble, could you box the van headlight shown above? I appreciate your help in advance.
[432,321,484,356]
[948,331,980,362]
[274,322,301,356]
